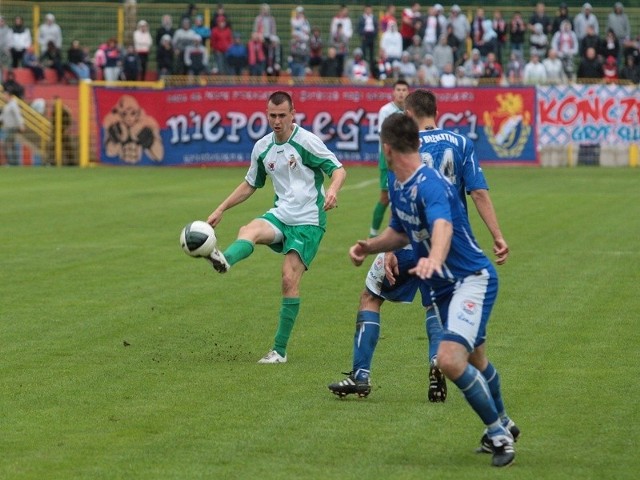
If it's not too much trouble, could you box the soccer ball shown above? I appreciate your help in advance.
[180,220,217,257]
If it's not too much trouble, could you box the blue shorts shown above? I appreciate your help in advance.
[364,248,432,307]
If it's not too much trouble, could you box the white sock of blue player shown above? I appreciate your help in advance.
[425,306,444,362]
[352,311,380,381]
[453,364,500,427]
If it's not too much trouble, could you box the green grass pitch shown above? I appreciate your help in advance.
[1,165,639,479]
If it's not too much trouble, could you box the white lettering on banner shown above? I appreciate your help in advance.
[438,111,479,140]
[336,109,365,151]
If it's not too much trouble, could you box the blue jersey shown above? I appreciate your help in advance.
[388,165,491,286]
[417,128,488,212]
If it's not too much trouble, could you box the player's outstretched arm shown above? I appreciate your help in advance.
[470,189,509,265]
[409,219,452,279]
[323,167,346,211]
[349,227,408,266]
[207,180,256,227]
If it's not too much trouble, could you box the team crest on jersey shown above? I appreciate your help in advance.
[409,185,418,201]
[267,160,276,172]
[288,155,297,169]
[461,299,477,315]
[482,93,531,158]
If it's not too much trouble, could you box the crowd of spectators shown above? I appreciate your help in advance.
[1,2,639,89]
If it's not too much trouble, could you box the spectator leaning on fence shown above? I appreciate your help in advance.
[156,34,174,77]
[133,20,153,81]
[38,14,62,53]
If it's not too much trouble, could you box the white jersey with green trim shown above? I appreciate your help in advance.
[245,124,343,229]
[377,101,404,153]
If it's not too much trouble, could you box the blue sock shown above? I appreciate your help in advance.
[481,362,507,419]
[352,311,380,381]
[425,306,443,362]
[453,364,499,426]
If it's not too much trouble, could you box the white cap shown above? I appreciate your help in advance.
[434,4,443,12]
[451,5,461,13]
[296,6,304,13]
[583,3,592,9]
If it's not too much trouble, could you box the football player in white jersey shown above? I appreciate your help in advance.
[369,79,410,237]
[206,91,346,364]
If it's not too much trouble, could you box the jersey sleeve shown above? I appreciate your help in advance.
[245,140,269,188]
[461,137,489,193]
[294,129,343,176]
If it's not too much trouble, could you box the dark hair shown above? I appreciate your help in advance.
[394,79,410,89]
[405,89,437,118]
[268,91,293,109]
[380,113,420,154]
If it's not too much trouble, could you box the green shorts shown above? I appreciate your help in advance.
[378,151,388,190]
[260,212,325,269]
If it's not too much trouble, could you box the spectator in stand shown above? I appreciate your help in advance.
[40,41,65,82]
[439,62,456,87]
[482,52,503,84]
[445,23,462,65]
[619,54,640,84]
[552,3,573,35]
[0,16,12,79]
[133,20,152,80]
[448,5,470,51]
[407,35,426,69]
[493,10,508,65]
[173,17,200,74]
[456,64,476,86]
[253,4,277,45]
[622,33,640,62]
[23,47,46,81]
[580,25,601,59]
[506,50,524,85]
[288,33,310,81]
[421,6,441,55]
[523,52,547,84]
[603,54,618,83]
[358,5,378,68]
[103,38,122,81]
[543,48,567,84]
[599,29,620,62]
[394,50,418,84]
[225,33,248,75]
[264,35,282,81]
[156,34,174,78]
[10,16,31,68]
[471,8,487,55]
[577,46,604,81]
[308,27,323,75]
[432,33,453,73]
[347,47,370,84]
[291,6,311,44]
[433,4,448,33]
[509,11,527,54]
[416,52,438,86]
[121,44,141,81]
[192,15,210,46]
[330,5,353,49]
[184,37,208,76]
[93,43,107,79]
[182,3,198,23]
[380,5,397,33]
[247,32,266,77]
[331,22,349,78]
[319,46,340,78]
[1,70,25,98]
[552,20,579,77]
[480,18,498,58]
[529,23,549,59]
[380,21,403,65]
[607,2,630,47]
[67,39,91,80]
[0,88,26,165]
[156,15,175,48]
[528,2,552,36]
[374,48,394,81]
[211,3,231,29]
[401,3,421,51]
[574,3,599,42]
[38,14,62,53]
[463,48,485,80]
[210,16,232,75]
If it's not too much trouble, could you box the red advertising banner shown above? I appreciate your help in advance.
[93,85,537,166]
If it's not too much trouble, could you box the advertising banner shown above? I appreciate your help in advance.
[93,85,537,166]
[538,85,640,147]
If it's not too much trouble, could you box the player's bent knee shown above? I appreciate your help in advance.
[437,341,469,379]
[359,289,383,311]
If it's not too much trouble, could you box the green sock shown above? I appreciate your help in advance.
[223,239,254,266]
[371,201,388,233]
[273,297,300,357]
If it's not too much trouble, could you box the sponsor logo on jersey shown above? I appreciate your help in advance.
[483,92,532,158]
